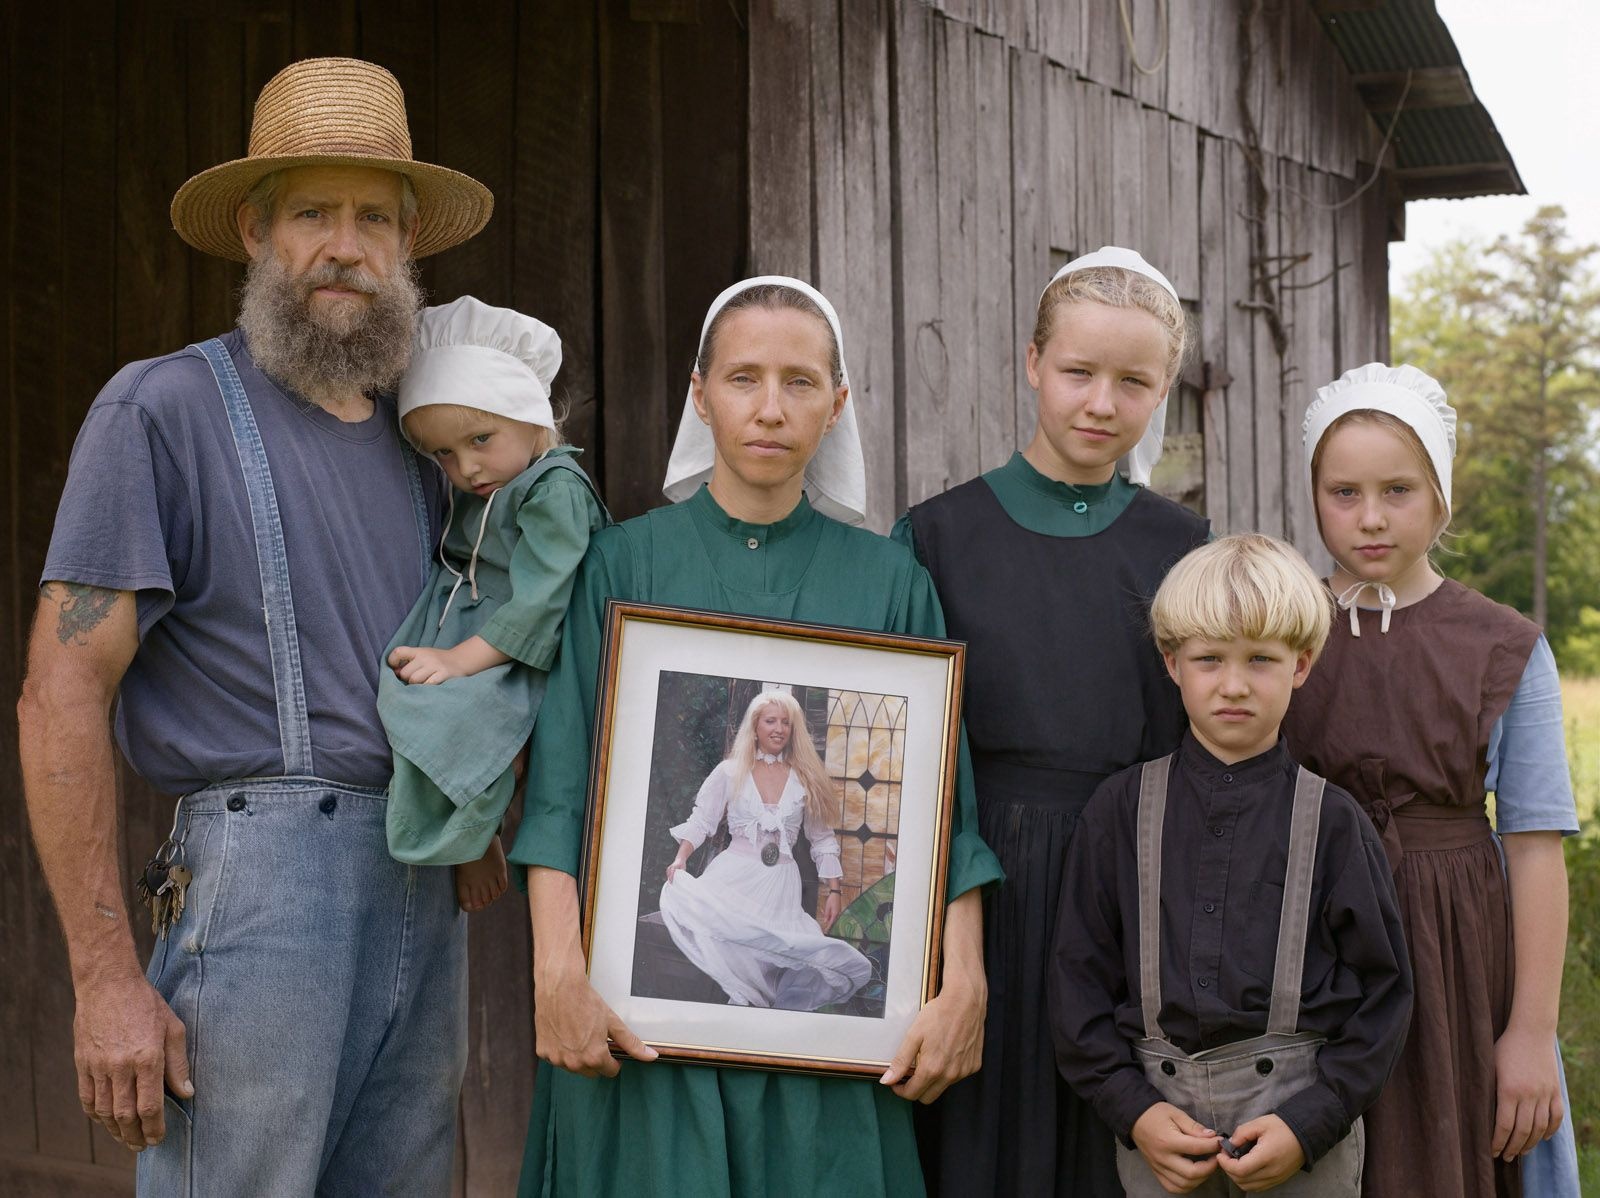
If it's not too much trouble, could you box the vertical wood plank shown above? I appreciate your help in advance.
[659,0,748,489]
[1224,138,1257,533]
[1128,0,1167,111]
[1165,0,1203,126]
[1045,63,1076,256]
[1039,0,1081,71]
[1197,132,1230,528]
[187,16,246,340]
[433,0,516,307]
[599,1,669,519]
[1080,0,1130,94]
[509,0,600,465]
[1109,93,1143,250]
[1166,118,1200,303]
[292,0,357,58]
[1250,153,1284,537]
[840,0,897,526]
[973,28,1016,473]
[1009,46,1047,451]
[748,0,812,278]
[891,0,941,509]
[935,17,980,495]
[1331,171,1360,377]
[810,4,848,300]
[1140,105,1171,278]
[1074,77,1111,253]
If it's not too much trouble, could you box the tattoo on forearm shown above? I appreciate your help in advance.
[48,582,120,645]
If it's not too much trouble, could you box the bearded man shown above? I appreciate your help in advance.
[17,58,493,1194]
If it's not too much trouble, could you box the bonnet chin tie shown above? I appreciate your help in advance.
[437,485,501,629]
[1334,579,1397,637]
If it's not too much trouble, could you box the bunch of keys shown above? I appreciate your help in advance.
[135,840,192,939]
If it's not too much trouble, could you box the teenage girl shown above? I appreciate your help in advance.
[897,247,1209,1196]
[1283,363,1576,1198]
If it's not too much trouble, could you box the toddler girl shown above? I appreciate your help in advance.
[379,296,607,910]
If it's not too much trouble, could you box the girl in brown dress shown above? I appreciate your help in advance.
[1283,364,1573,1198]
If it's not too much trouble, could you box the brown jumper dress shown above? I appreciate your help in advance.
[1282,579,1540,1198]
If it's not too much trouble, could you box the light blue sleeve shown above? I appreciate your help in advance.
[1486,636,1580,836]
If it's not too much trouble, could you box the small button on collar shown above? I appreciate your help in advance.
[1197,977,1211,989]
[746,537,759,550]
[1223,773,1234,783]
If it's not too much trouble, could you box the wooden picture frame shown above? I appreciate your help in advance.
[577,600,965,1077]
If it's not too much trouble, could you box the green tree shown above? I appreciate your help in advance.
[1393,206,1600,660]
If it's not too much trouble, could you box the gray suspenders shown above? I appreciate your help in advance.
[193,337,431,777]
[1135,753,1326,1042]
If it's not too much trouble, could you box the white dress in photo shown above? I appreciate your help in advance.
[659,759,872,1010]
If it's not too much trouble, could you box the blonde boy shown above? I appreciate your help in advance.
[1050,534,1413,1196]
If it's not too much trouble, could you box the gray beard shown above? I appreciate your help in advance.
[237,254,422,401]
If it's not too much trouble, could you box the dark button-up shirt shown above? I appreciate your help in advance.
[1049,733,1413,1165]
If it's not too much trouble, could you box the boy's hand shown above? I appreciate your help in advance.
[1131,1102,1221,1193]
[1216,1114,1305,1192]
[388,644,462,685]
[1492,1024,1563,1160]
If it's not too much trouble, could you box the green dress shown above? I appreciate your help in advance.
[508,485,1003,1198]
[380,447,607,865]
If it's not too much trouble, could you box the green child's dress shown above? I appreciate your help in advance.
[508,485,1003,1198]
[380,447,607,865]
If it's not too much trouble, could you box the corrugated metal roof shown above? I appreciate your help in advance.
[1316,0,1523,199]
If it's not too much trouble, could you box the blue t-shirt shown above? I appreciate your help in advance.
[42,328,444,793]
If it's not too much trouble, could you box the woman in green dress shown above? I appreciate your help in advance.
[508,275,1003,1197]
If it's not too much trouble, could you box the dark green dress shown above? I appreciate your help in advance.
[508,485,1003,1198]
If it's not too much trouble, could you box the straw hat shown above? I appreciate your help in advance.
[170,57,493,262]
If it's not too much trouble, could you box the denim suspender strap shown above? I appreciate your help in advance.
[193,338,314,775]
[1266,767,1326,1035]
[399,439,432,590]
[1135,755,1173,1041]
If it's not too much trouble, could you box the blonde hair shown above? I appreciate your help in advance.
[1032,265,1188,383]
[1151,533,1333,661]
[401,402,564,459]
[1309,409,1449,542]
[727,691,835,825]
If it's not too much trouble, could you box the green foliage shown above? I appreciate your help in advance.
[1564,833,1600,1158]
[1562,609,1600,679]
[1392,207,1600,650]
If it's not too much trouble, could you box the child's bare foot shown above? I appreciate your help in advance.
[456,837,508,912]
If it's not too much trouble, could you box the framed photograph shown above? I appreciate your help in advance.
[578,600,965,1077]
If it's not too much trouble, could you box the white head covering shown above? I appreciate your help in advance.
[1041,246,1182,486]
[1302,362,1457,636]
[661,275,867,525]
[398,295,561,439]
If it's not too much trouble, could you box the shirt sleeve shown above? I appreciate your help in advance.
[803,800,844,879]
[1048,780,1167,1144]
[1487,637,1580,836]
[1274,812,1414,1166]
[897,564,1005,900]
[507,531,633,877]
[888,511,923,563]
[669,765,733,849]
[477,471,600,670]
[42,398,190,635]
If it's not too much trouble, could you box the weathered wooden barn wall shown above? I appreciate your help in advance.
[3,0,1395,1192]
[745,0,1394,553]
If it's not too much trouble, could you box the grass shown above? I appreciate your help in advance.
[1560,677,1600,1188]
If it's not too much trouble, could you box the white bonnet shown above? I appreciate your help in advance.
[662,275,867,525]
[398,295,560,437]
[1041,246,1180,486]
[1302,363,1456,516]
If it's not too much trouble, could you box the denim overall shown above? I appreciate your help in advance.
[136,340,466,1197]
[1115,756,1364,1198]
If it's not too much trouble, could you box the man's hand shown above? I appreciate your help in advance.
[1130,1102,1221,1193]
[1492,1024,1563,1160]
[74,973,193,1150]
[1215,1114,1305,1192]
